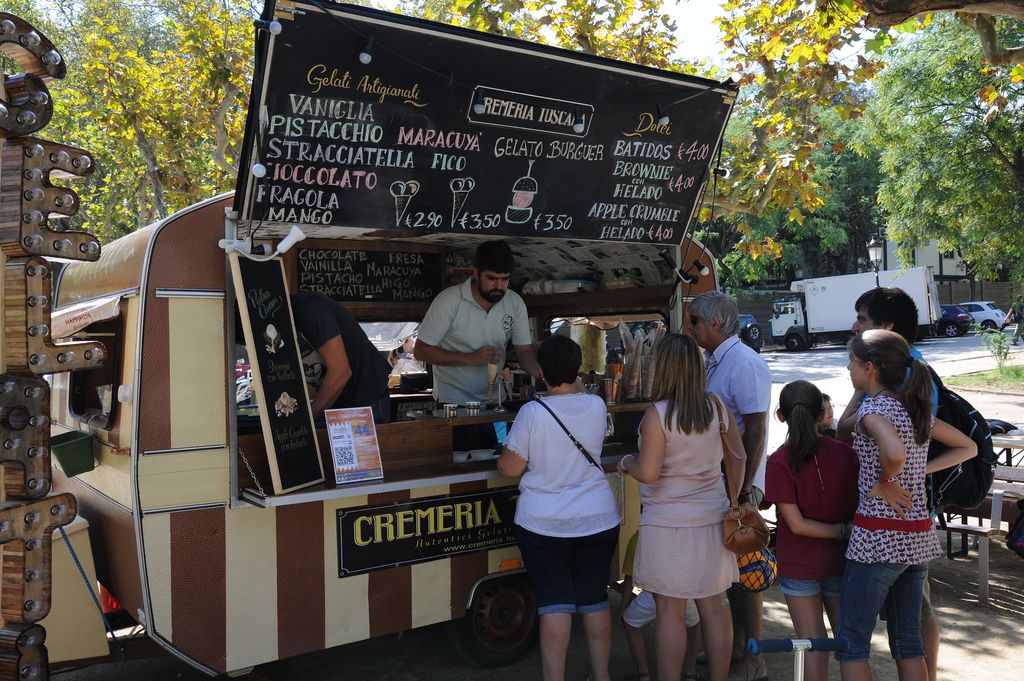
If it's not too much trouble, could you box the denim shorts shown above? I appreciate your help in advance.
[837,561,927,662]
[779,576,843,598]
[514,524,619,615]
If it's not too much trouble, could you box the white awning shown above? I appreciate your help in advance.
[51,294,123,339]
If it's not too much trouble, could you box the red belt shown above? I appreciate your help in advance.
[854,514,933,532]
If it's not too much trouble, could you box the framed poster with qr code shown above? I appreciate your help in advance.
[324,407,383,484]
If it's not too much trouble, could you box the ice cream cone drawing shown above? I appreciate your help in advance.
[449,177,476,227]
[487,362,498,401]
[389,180,420,228]
[505,160,537,224]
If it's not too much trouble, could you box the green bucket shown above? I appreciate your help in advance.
[50,430,95,477]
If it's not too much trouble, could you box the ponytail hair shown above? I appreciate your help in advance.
[777,380,823,473]
[902,360,932,445]
[848,329,933,445]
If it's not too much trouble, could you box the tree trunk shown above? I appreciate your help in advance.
[131,114,167,220]
[861,1,1024,26]
[214,83,241,176]
[960,13,1024,65]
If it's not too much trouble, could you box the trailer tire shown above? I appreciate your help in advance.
[449,573,537,667]
[784,334,806,352]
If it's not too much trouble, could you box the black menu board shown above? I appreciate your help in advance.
[296,246,443,302]
[234,1,738,245]
[230,254,324,494]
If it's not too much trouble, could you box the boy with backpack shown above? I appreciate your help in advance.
[836,286,990,681]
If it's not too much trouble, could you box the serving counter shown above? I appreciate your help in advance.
[237,401,650,508]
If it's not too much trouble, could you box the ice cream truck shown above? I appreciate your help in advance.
[0,2,737,677]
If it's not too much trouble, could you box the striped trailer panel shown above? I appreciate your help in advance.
[141,479,523,673]
[135,197,232,510]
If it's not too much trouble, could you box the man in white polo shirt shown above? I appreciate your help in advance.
[687,290,771,681]
[415,241,541,448]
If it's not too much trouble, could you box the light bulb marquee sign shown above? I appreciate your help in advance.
[235,0,738,245]
[0,11,101,681]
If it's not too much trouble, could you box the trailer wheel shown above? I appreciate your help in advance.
[449,574,537,667]
[784,334,805,351]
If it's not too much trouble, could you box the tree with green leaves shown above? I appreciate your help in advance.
[859,15,1024,280]
[703,104,886,285]
[3,0,254,242]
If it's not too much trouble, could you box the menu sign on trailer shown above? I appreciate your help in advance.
[234,0,738,245]
[229,254,324,494]
[296,245,443,302]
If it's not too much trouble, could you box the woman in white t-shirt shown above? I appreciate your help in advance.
[497,334,620,681]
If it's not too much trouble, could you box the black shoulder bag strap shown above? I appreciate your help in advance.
[533,396,603,470]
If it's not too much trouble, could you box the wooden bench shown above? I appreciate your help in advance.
[991,434,1024,467]
[941,466,1024,605]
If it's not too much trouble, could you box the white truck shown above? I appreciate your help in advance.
[770,267,940,351]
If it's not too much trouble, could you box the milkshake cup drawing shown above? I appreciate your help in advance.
[505,160,537,224]
[389,180,420,227]
[449,177,476,227]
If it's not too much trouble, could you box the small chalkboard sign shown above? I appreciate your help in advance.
[296,247,442,303]
[229,253,324,494]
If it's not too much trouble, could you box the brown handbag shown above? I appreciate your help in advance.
[714,395,770,554]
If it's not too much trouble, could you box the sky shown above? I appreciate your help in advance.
[375,0,727,62]
[667,0,725,62]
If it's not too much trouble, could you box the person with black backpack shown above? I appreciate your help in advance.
[835,287,982,681]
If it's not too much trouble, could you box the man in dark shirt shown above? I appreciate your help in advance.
[290,292,391,423]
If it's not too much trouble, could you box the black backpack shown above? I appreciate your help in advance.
[926,367,998,510]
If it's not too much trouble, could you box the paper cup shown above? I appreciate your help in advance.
[453,451,470,463]
[470,449,494,461]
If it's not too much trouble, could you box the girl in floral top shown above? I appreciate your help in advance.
[838,330,975,681]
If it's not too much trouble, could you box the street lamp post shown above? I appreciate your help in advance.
[867,234,884,287]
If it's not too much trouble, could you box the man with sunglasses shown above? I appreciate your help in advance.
[686,291,772,681]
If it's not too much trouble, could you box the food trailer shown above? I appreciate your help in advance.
[1,1,737,677]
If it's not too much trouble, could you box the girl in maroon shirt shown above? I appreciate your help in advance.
[765,380,859,681]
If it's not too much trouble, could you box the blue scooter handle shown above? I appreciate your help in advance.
[748,637,850,655]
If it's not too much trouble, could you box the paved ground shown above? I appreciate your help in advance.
[57,332,1024,681]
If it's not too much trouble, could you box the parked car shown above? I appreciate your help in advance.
[936,304,973,337]
[739,313,763,352]
[958,300,1005,329]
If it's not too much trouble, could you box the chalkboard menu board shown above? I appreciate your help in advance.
[234,1,738,245]
[230,254,324,494]
[296,246,443,302]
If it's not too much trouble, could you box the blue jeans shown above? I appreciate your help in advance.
[837,561,927,662]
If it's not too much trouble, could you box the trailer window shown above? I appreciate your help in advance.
[68,318,122,430]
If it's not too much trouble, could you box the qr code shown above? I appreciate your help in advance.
[330,423,357,470]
